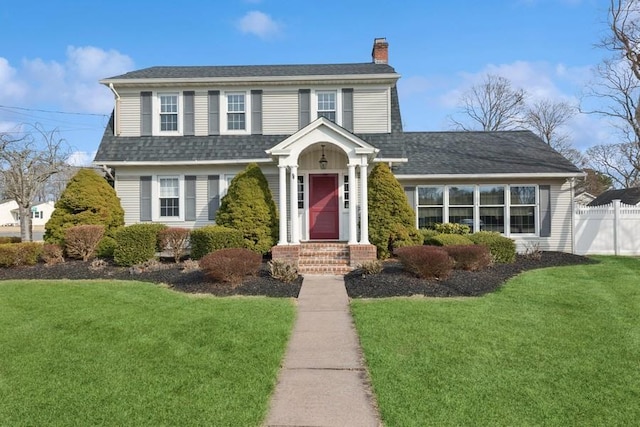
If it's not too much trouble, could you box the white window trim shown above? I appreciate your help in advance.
[155,92,182,135]
[223,91,251,135]
[154,175,184,221]
[507,184,539,236]
[312,89,341,125]
[221,174,236,198]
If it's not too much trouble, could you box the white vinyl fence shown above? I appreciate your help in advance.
[574,200,640,255]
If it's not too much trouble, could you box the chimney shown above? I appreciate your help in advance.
[371,37,389,64]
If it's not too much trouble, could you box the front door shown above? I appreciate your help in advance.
[309,174,339,239]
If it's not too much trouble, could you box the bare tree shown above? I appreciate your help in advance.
[574,168,614,196]
[523,99,581,160]
[450,74,527,131]
[0,124,70,241]
[586,142,640,188]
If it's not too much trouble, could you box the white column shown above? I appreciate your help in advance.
[348,164,358,244]
[278,164,288,245]
[359,163,370,244]
[289,165,299,244]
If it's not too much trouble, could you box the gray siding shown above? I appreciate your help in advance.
[115,175,141,225]
[119,91,140,136]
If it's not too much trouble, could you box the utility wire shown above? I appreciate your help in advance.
[0,104,109,118]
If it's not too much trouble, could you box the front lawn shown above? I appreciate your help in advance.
[352,256,640,426]
[0,280,295,426]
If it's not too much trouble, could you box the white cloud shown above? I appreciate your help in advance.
[67,151,96,166]
[237,11,282,39]
[0,58,28,101]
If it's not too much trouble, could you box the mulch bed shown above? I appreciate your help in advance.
[0,251,595,298]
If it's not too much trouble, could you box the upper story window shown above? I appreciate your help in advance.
[227,93,246,130]
[317,91,336,122]
[159,94,178,132]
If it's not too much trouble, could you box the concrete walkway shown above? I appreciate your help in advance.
[264,275,381,427]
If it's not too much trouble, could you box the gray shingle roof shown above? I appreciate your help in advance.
[104,63,397,80]
[588,187,640,206]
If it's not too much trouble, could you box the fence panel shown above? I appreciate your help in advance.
[575,200,640,255]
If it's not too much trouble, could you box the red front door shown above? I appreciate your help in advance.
[309,174,339,240]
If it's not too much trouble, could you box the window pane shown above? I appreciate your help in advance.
[510,206,535,233]
[511,186,536,205]
[227,113,245,130]
[449,186,474,205]
[298,176,305,209]
[227,94,245,112]
[160,114,177,131]
[318,111,336,121]
[480,185,504,205]
[418,207,442,228]
[480,206,504,233]
[160,95,177,113]
[343,175,349,209]
[160,198,179,217]
[418,186,443,205]
[449,207,474,230]
[317,92,335,110]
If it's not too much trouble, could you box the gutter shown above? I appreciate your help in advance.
[108,83,120,136]
[91,158,274,167]
[394,172,586,180]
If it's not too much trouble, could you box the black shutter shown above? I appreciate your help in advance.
[298,89,310,128]
[208,90,220,135]
[539,185,551,237]
[140,92,152,136]
[140,176,152,221]
[208,175,220,221]
[183,91,195,136]
[342,88,354,131]
[251,90,262,135]
[185,175,196,221]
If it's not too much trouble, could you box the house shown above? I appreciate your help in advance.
[93,38,583,270]
[0,200,55,227]
[575,191,596,206]
[587,187,640,206]
[0,200,19,226]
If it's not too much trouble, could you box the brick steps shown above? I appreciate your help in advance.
[297,243,352,275]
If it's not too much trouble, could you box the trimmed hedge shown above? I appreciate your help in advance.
[199,248,262,285]
[0,237,21,244]
[433,222,471,235]
[394,245,454,279]
[468,231,516,263]
[424,233,475,247]
[113,224,166,267]
[189,225,245,260]
[0,242,43,267]
[444,245,492,271]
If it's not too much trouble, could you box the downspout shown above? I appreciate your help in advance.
[108,83,120,136]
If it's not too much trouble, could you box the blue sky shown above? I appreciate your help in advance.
[0,0,612,165]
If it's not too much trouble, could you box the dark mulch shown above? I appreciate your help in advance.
[345,251,597,298]
[0,252,595,299]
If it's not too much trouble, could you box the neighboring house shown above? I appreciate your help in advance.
[93,38,583,267]
[0,200,19,226]
[587,187,640,206]
[575,191,596,206]
[0,200,54,227]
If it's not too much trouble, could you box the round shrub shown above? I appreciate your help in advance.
[419,228,439,242]
[64,225,105,261]
[0,242,43,267]
[433,222,471,235]
[0,237,21,244]
[96,236,117,259]
[189,225,245,260]
[424,233,474,247]
[394,245,454,279]
[113,224,161,267]
[199,248,262,285]
[468,231,516,263]
[443,245,492,271]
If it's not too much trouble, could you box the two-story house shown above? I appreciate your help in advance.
[94,38,583,271]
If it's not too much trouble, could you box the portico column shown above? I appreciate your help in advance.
[359,163,370,244]
[278,164,288,245]
[289,165,299,244]
[348,164,358,244]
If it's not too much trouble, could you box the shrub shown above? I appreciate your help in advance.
[394,245,454,279]
[368,163,422,259]
[199,248,262,286]
[424,233,474,247]
[419,228,439,242]
[44,169,124,245]
[41,243,64,266]
[64,225,105,261]
[215,163,278,254]
[0,237,21,244]
[96,236,117,259]
[113,224,160,267]
[358,260,383,275]
[189,225,245,259]
[433,222,471,235]
[159,227,190,263]
[444,245,492,271]
[268,260,299,284]
[0,242,42,267]
[468,231,516,263]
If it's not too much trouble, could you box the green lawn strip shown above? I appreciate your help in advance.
[0,280,295,426]
[352,257,640,426]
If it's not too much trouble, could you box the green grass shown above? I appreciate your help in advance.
[352,256,640,426]
[0,280,295,426]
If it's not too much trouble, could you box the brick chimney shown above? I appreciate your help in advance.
[371,37,389,64]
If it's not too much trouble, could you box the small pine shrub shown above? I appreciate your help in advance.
[433,222,471,235]
[0,237,21,244]
[113,224,159,267]
[199,248,262,286]
[444,245,492,271]
[268,260,299,284]
[189,225,244,260]
[468,231,516,263]
[96,236,117,259]
[358,260,383,275]
[41,243,65,265]
[159,227,190,263]
[64,225,105,261]
[394,245,454,279]
[424,234,474,247]
[419,229,439,242]
[0,242,42,267]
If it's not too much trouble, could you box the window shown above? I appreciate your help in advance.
[159,177,180,217]
[227,93,246,130]
[344,175,349,209]
[159,94,178,131]
[31,211,43,219]
[417,186,444,228]
[448,186,475,230]
[510,185,536,234]
[298,176,304,209]
[317,91,336,122]
[479,185,505,233]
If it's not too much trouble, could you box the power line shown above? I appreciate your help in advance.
[0,104,109,118]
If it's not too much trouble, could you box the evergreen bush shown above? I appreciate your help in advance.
[44,169,124,245]
[368,163,422,259]
[433,222,471,235]
[468,231,516,263]
[112,224,161,267]
[424,234,474,247]
[189,225,244,260]
[215,163,278,254]
[0,242,42,267]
